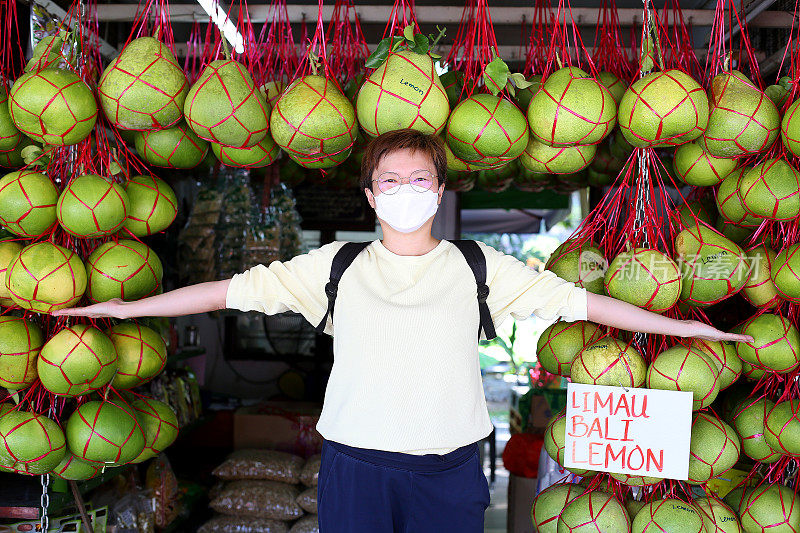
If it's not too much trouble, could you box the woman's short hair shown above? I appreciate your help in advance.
[359,129,448,191]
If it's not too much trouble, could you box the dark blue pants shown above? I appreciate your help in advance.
[317,440,490,533]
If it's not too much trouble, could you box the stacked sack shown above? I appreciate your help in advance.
[199,449,321,533]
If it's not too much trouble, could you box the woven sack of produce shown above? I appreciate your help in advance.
[210,480,304,521]
[296,487,317,514]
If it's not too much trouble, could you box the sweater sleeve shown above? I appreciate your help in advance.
[225,241,347,333]
[477,241,589,327]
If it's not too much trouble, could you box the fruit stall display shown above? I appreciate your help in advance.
[0,0,797,529]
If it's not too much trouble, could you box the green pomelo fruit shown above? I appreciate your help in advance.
[572,337,646,388]
[609,473,663,486]
[558,491,630,533]
[742,245,779,308]
[356,49,449,136]
[632,498,703,533]
[123,175,177,236]
[107,322,167,390]
[647,344,720,410]
[544,409,592,476]
[38,324,117,397]
[515,75,543,111]
[56,174,129,238]
[477,163,515,192]
[765,400,800,457]
[537,320,603,376]
[739,484,800,533]
[674,223,749,307]
[213,134,279,168]
[732,398,781,464]
[766,76,792,108]
[0,83,22,152]
[259,80,285,109]
[739,159,800,221]
[604,248,681,313]
[9,68,97,146]
[545,240,608,294]
[5,242,87,312]
[185,59,269,148]
[716,169,761,227]
[0,240,23,305]
[782,98,800,158]
[0,316,43,390]
[687,412,740,484]
[0,410,65,475]
[0,136,35,169]
[271,75,356,168]
[610,131,635,158]
[447,94,529,166]
[66,400,145,464]
[677,200,716,229]
[289,146,351,170]
[590,143,625,175]
[598,71,628,105]
[771,243,800,303]
[693,497,741,533]
[135,121,208,169]
[701,71,780,158]
[723,488,750,516]
[531,482,583,533]
[716,220,755,245]
[51,453,101,481]
[736,313,800,374]
[741,359,767,381]
[444,141,486,172]
[528,66,617,147]
[674,141,737,186]
[691,339,741,390]
[587,169,613,187]
[618,69,709,148]
[130,398,178,463]
[519,138,596,174]
[97,37,188,131]
[86,240,163,302]
[0,170,58,237]
[439,71,464,110]
[626,500,647,520]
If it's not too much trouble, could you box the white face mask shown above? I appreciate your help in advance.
[373,184,440,233]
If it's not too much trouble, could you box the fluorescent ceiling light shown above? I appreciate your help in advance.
[195,0,244,54]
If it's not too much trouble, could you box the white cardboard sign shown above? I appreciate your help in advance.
[564,383,693,480]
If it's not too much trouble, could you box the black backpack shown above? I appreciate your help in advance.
[315,240,497,340]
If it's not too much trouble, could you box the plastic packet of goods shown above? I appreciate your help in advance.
[290,515,319,533]
[210,480,304,521]
[296,487,317,514]
[300,455,321,487]
[198,515,290,533]
[213,449,305,484]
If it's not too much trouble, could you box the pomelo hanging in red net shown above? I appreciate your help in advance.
[771,243,800,303]
[98,36,189,131]
[130,397,179,463]
[736,313,800,374]
[38,324,118,397]
[740,244,780,309]
[0,240,23,306]
[558,491,630,532]
[732,398,781,464]
[0,137,34,169]
[673,141,737,187]
[86,239,163,302]
[56,174,129,238]
[571,336,647,387]
[0,169,58,238]
[271,75,356,169]
[531,482,583,533]
[715,168,761,227]
[212,134,279,168]
[134,122,209,169]
[783,99,800,157]
[356,49,450,136]
[646,343,720,410]
[519,137,596,175]
[633,498,703,531]
[0,410,66,475]
[123,175,178,236]
[446,94,529,168]
[536,319,602,376]
[604,248,681,313]
[543,408,593,476]
[528,66,617,147]
[5,241,87,313]
[106,322,167,390]
[691,338,742,390]
[185,59,270,148]
[66,400,145,465]
[764,400,800,457]
[9,67,97,146]
[0,315,43,390]
[739,484,800,532]
[545,239,608,294]
[700,70,780,159]
[738,159,800,221]
[618,69,708,148]
[51,453,102,480]
[0,83,22,152]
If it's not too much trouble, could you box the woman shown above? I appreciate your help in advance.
[56,129,751,533]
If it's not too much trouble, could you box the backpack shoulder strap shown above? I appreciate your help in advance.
[316,241,371,333]
[450,240,497,340]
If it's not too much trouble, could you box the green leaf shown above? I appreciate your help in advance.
[510,72,534,89]
[412,34,429,55]
[365,38,391,69]
[483,56,510,97]
[21,145,43,164]
[506,85,516,97]
[108,161,122,176]
[403,24,415,43]
[430,53,441,60]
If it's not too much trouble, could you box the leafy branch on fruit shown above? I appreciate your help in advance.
[365,24,447,69]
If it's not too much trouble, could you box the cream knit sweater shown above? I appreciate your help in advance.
[226,239,588,455]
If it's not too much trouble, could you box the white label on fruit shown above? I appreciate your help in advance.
[564,383,693,480]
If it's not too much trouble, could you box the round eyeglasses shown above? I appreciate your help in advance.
[372,170,438,195]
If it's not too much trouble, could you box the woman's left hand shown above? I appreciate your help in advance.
[682,319,754,343]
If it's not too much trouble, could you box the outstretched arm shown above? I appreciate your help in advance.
[586,292,753,343]
[50,280,231,319]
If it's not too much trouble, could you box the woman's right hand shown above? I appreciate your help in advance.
[51,299,128,319]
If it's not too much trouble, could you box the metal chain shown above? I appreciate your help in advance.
[784,459,799,489]
[40,473,50,531]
